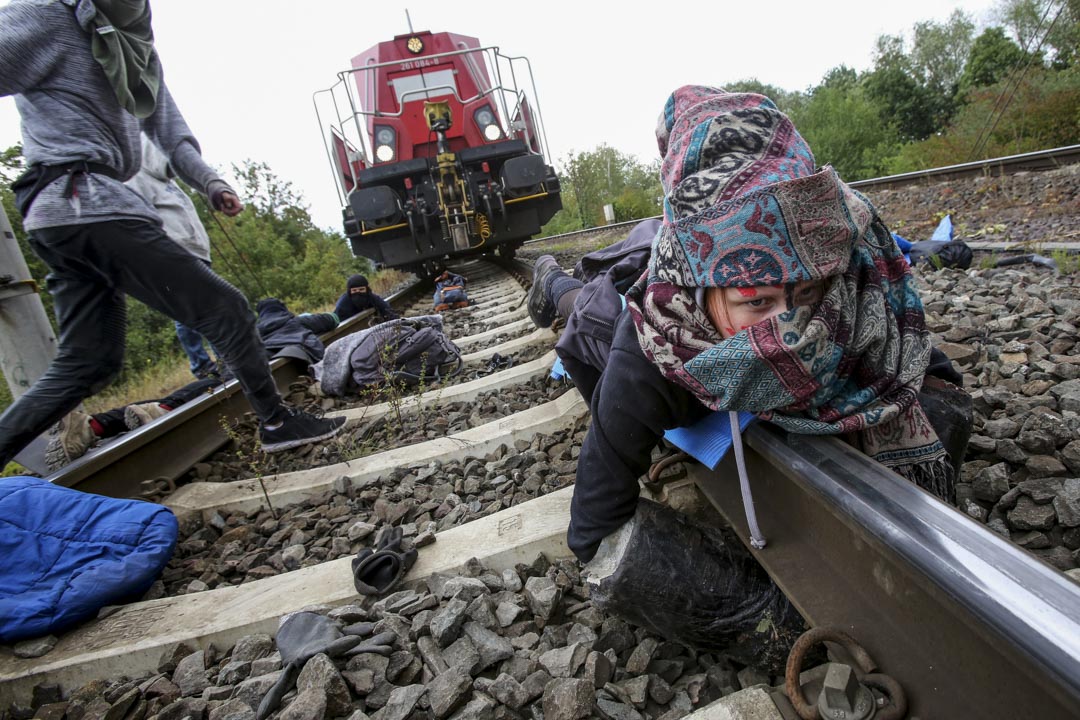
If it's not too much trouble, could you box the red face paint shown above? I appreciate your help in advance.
[735,287,758,297]
[724,327,736,335]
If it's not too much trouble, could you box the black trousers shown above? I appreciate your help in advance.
[91,377,222,438]
[0,220,283,466]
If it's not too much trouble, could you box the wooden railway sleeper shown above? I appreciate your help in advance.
[783,626,908,720]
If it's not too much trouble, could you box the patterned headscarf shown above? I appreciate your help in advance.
[628,86,951,496]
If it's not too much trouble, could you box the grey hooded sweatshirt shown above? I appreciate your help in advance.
[0,0,221,231]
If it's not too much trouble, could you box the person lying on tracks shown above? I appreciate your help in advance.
[44,377,222,471]
[550,86,967,563]
[335,274,399,323]
[432,269,469,311]
[0,0,346,467]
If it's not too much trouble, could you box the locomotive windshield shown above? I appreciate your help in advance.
[390,69,457,106]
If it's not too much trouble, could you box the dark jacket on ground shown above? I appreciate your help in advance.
[256,298,326,364]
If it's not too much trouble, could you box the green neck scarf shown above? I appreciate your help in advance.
[80,0,161,118]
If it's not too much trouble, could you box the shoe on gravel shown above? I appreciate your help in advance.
[44,411,96,471]
[527,254,561,328]
[260,408,346,453]
[124,402,170,430]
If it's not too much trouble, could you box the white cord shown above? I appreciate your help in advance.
[730,411,767,549]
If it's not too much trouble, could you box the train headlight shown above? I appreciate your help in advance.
[375,144,395,162]
[474,106,502,142]
[374,125,396,163]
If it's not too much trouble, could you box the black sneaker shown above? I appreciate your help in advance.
[260,408,346,453]
[527,255,561,328]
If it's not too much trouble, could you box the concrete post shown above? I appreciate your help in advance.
[0,201,56,400]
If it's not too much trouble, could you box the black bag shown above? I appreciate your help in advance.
[908,240,973,270]
[351,319,462,388]
[586,500,807,675]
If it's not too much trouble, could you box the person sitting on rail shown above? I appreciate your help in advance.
[334,274,398,323]
[0,0,345,467]
[44,378,222,471]
[432,269,469,311]
[533,86,966,564]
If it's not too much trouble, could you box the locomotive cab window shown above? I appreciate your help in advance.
[390,69,457,105]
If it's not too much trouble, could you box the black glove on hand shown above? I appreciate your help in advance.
[352,526,418,596]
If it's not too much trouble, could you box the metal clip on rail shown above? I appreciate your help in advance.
[783,626,908,720]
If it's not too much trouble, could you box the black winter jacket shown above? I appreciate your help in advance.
[567,310,709,563]
[255,299,326,365]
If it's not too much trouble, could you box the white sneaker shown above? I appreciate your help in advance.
[44,411,96,471]
[124,402,170,430]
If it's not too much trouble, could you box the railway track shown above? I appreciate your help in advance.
[847,144,1080,192]
[3,149,1080,718]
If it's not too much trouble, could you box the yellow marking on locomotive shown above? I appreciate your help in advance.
[504,191,550,205]
[360,221,408,235]
[476,213,492,240]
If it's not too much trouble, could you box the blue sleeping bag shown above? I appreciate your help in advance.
[0,476,178,642]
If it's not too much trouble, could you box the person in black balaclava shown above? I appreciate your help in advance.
[334,274,398,323]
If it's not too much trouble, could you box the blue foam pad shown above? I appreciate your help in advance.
[930,215,953,242]
[550,356,569,380]
[664,411,757,470]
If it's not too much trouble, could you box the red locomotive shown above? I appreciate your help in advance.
[315,30,562,276]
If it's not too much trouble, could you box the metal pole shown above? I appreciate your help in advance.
[0,201,56,400]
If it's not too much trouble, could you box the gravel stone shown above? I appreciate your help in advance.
[427,667,473,718]
[542,678,594,720]
[172,651,209,698]
[296,653,352,717]
[1054,479,1080,527]
[278,688,325,720]
[378,684,428,720]
[1008,496,1057,531]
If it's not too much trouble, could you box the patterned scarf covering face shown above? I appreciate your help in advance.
[627,86,951,495]
[74,0,161,118]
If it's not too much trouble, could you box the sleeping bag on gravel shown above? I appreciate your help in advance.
[0,476,178,643]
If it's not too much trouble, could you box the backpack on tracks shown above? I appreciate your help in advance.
[315,316,462,395]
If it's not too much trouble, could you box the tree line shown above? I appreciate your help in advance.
[542,0,1079,233]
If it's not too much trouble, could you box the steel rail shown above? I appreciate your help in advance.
[849,144,1080,191]
[693,423,1080,720]
[45,278,428,498]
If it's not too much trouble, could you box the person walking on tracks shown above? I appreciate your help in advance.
[0,0,345,468]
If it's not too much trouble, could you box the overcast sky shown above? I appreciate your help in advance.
[1,0,1001,231]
